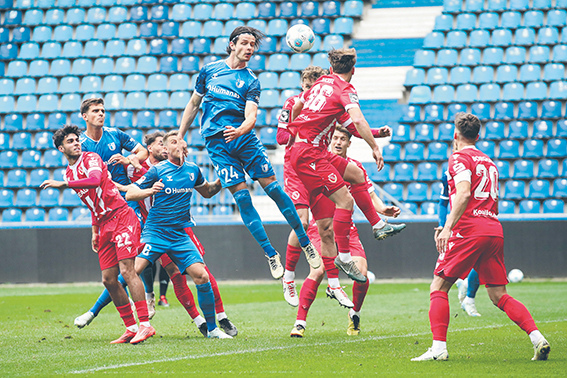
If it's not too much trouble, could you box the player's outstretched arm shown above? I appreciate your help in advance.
[195,178,222,199]
[39,179,68,189]
[40,170,102,190]
[436,181,471,253]
[224,102,258,143]
[91,225,100,253]
[179,93,203,140]
[370,191,400,218]
[291,99,304,121]
[347,107,384,171]
[126,180,164,201]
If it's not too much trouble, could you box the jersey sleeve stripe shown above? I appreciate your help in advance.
[345,104,359,111]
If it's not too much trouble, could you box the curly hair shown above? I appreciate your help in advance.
[53,124,81,148]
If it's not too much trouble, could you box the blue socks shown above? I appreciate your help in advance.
[467,269,480,298]
[233,189,277,257]
[140,263,156,294]
[264,181,310,248]
[90,274,128,316]
[196,282,217,332]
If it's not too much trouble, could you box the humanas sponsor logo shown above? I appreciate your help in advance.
[207,84,240,99]
[473,208,497,218]
[164,187,193,194]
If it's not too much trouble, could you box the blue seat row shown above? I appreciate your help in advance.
[408,81,567,104]
[501,178,567,199]
[0,149,65,168]
[381,142,450,162]
[444,0,566,14]
[499,158,567,179]
[436,9,567,30]
[0,187,83,207]
[380,181,443,202]
[424,27,567,50]
[405,64,567,87]
[1,111,108,131]
[476,138,567,159]
[499,199,566,214]
[413,45,567,68]
[0,131,53,149]
[0,206,91,222]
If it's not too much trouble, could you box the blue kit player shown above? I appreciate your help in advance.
[177,26,320,279]
[125,130,231,339]
[436,169,481,317]
[76,98,158,324]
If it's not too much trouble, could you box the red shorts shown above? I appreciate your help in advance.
[97,206,141,271]
[290,143,348,198]
[310,193,336,221]
[307,221,366,259]
[434,235,507,286]
[284,156,309,208]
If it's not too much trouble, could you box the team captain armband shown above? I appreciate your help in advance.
[450,154,472,184]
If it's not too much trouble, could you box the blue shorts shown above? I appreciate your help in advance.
[205,130,275,188]
[139,230,204,273]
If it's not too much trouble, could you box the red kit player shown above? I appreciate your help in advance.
[412,113,550,361]
[40,125,155,345]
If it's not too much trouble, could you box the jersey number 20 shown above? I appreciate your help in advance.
[475,164,498,201]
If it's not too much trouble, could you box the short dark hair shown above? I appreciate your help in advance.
[80,98,104,115]
[226,26,265,55]
[163,130,179,145]
[335,126,352,140]
[144,131,165,147]
[301,66,328,83]
[454,112,481,141]
[328,48,357,74]
[53,124,81,148]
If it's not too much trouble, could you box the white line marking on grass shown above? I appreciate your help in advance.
[69,318,566,374]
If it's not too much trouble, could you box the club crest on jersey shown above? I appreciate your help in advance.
[292,191,300,200]
[211,73,218,80]
[309,163,316,170]
[236,79,245,88]
[348,93,359,103]
[127,225,133,232]
[328,173,338,183]
[108,142,116,151]
[190,173,195,181]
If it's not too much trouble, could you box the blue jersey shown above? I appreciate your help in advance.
[440,171,450,201]
[194,60,261,138]
[135,160,205,238]
[80,127,141,186]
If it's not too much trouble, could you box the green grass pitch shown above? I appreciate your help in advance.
[0,280,565,377]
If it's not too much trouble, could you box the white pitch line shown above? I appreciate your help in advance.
[68,318,566,374]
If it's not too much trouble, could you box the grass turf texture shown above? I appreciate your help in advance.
[0,281,565,377]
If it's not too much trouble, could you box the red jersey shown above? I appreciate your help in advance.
[291,74,359,148]
[346,157,374,193]
[447,145,503,238]
[126,160,154,221]
[66,151,127,226]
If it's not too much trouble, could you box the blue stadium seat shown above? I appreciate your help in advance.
[0,96,15,114]
[551,45,567,62]
[48,207,68,222]
[512,159,534,178]
[391,124,411,142]
[472,66,494,84]
[31,26,51,43]
[179,21,202,39]
[158,110,177,127]
[34,131,52,150]
[362,162,389,183]
[413,50,435,68]
[126,39,147,57]
[96,24,116,41]
[59,93,80,112]
[517,101,538,120]
[537,159,559,178]
[0,149,18,168]
[504,122,527,141]
[203,20,223,38]
[533,120,553,138]
[382,183,403,200]
[476,140,496,158]
[519,64,541,83]
[547,138,567,157]
[12,26,31,43]
[406,182,428,202]
[148,92,168,111]
[125,92,146,110]
[502,82,524,101]
[259,90,279,108]
[1,43,18,61]
[259,72,278,89]
[290,53,311,71]
[35,77,57,96]
[543,199,564,213]
[36,94,56,112]
[75,25,95,42]
[423,31,445,48]
[104,40,125,57]
[116,23,136,40]
[434,14,453,32]
[115,57,136,75]
[405,68,426,86]
[404,143,425,161]
[468,30,489,48]
[557,119,567,136]
[518,199,540,214]
[3,114,22,131]
[13,78,34,96]
[169,73,190,92]
[170,91,190,110]
[193,38,212,55]
[100,75,122,92]
[549,80,567,99]
[482,47,504,65]
[383,143,401,162]
[537,27,559,45]
[505,46,526,64]
[12,132,31,150]
[189,128,204,147]
[529,45,550,64]
[333,17,354,35]
[523,139,545,158]
[179,56,199,73]
[449,66,471,85]
[23,9,43,26]
[427,68,448,85]
[69,58,90,76]
[414,123,435,141]
[29,168,48,187]
[258,3,276,19]
[103,92,125,111]
[146,73,166,91]
[515,28,536,46]
[427,142,447,161]
[16,188,37,207]
[424,104,444,122]
[300,1,319,17]
[0,189,14,208]
[80,75,102,93]
[495,65,517,83]
[21,149,40,168]
[19,42,40,60]
[61,188,83,207]
[553,178,567,197]
[2,208,22,222]
[130,6,148,22]
[25,113,45,131]
[494,102,515,120]
[136,110,155,127]
[172,4,192,22]
[416,162,438,181]
[480,83,501,102]
[446,103,467,121]
[503,180,525,199]
[444,0,462,13]
[465,0,484,12]
[280,1,298,18]
[492,29,513,47]
[471,102,491,120]
[114,110,133,127]
[235,3,255,20]
[279,71,301,90]
[59,76,80,94]
[484,121,505,139]
[37,187,58,207]
[409,86,432,104]
[6,169,27,188]
[400,105,421,123]
[478,12,498,30]
[150,39,168,56]
[528,179,550,199]
[495,160,511,179]
[267,54,289,71]
[435,123,453,142]
[501,11,522,29]
[455,13,476,31]
[417,201,435,215]
[455,84,477,102]
[393,163,414,181]
[543,63,564,82]
[521,11,543,29]
[548,10,567,27]
[437,49,458,66]
[259,127,277,146]
[25,208,45,221]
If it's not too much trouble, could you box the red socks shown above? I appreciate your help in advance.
[429,291,450,342]
[297,278,320,322]
[134,300,149,323]
[322,256,339,279]
[497,294,538,334]
[170,272,200,319]
[351,183,381,226]
[116,303,136,328]
[205,266,224,314]
[352,280,369,312]
[333,208,352,255]
[285,245,302,271]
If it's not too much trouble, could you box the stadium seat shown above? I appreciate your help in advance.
[422,32,444,49]
[393,163,414,181]
[553,178,567,197]
[487,0,507,11]
[34,131,52,150]
[136,110,155,128]
[414,123,435,141]
[382,143,401,162]
[427,142,448,161]
[518,200,540,214]
[126,39,147,57]
[505,46,526,64]
[537,159,559,178]
[416,162,439,181]
[47,207,68,222]
[517,101,538,120]
[529,46,550,64]
[13,78,34,96]
[25,208,45,221]
[400,105,421,123]
[12,132,31,150]
[503,180,525,199]
[515,28,536,46]
[557,119,567,137]
[502,11,522,29]
[42,149,63,167]
[532,120,553,138]
[259,127,277,146]
[436,123,454,141]
[541,101,562,120]
[61,188,81,207]
[2,114,21,132]
[0,96,15,114]
[404,143,425,161]
[549,81,567,100]
[406,182,428,202]
[483,121,505,140]
[537,27,559,46]
[472,66,494,84]
[495,65,517,83]
[267,54,289,71]
[170,91,190,110]
[512,160,534,179]
[381,183,403,201]
[16,188,37,207]
[409,86,432,104]
[548,10,567,27]
[477,12,497,30]
[447,103,467,121]
[547,139,567,157]
[417,201,435,216]
[507,120,528,139]
[494,102,515,120]
[28,169,48,187]
[6,169,27,188]
[528,179,550,199]
[391,124,411,142]
[480,83,501,102]
[495,160,510,179]
[424,104,444,122]
[433,85,454,104]
[2,208,22,222]
[492,29,513,47]
[449,66,471,85]
[20,149,40,168]
[437,49,458,66]
[28,113,46,130]
[96,24,116,41]
[413,50,435,68]
[551,45,567,63]
[543,199,564,213]
[0,189,15,208]
[426,68,448,86]
[523,139,544,158]
[476,140,495,158]
[433,14,453,32]
[455,84,477,102]
[290,53,311,71]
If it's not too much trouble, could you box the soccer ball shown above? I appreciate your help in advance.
[367,271,376,284]
[508,269,524,283]
[286,24,315,53]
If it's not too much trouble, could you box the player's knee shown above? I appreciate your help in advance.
[102,275,119,289]
[301,220,309,231]
[191,268,209,285]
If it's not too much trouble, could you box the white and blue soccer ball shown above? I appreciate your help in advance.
[286,24,315,53]
[508,268,524,283]
[367,271,376,284]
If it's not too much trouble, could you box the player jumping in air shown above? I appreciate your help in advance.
[288,48,405,284]
[40,125,155,345]
[412,113,550,361]
[177,26,319,280]
[125,131,232,339]
[290,127,401,337]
